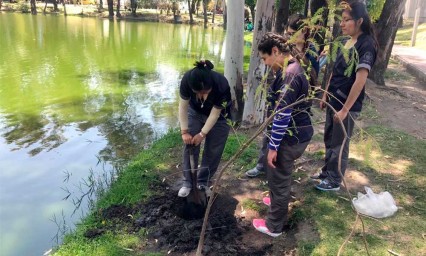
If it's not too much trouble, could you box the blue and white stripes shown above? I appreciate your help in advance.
[268,108,292,151]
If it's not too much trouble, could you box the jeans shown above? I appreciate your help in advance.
[182,107,230,188]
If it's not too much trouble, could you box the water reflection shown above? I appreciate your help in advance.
[0,13,229,256]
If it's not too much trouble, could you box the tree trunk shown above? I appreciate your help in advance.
[99,0,103,11]
[107,0,114,17]
[241,0,275,126]
[222,0,227,29]
[203,0,208,28]
[211,0,218,23]
[0,0,2,12]
[303,0,309,17]
[321,0,341,90]
[30,0,37,14]
[130,0,136,16]
[53,0,58,11]
[369,0,406,85]
[225,0,244,121]
[62,0,66,15]
[116,0,121,17]
[249,6,255,23]
[310,0,328,52]
[44,0,48,13]
[275,0,290,34]
[188,0,194,24]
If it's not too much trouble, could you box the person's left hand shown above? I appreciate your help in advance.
[267,149,278,168]
[333,109,348,123]
[191,133,205,146]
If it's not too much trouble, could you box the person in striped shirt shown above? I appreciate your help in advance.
[252,32,314,237]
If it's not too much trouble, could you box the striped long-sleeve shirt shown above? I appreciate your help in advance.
[267,59,313,150]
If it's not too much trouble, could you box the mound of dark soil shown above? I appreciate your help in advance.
[131,184,272,255]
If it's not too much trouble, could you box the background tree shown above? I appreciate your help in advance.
[116,0,122,17]
[225,0,245,121]
[130,0,137,16]
[202,0,208,28]
[107,0,114,17]
[187,0,196,24]
[211,0,219,23]
[241,0,275,126]
[369,0,407,85]
[245,0,256,22]
[275,0,290,34]
[310,0,328,52]
[222,0,227,28]
[30,0,37,14]
[99,0,103,11]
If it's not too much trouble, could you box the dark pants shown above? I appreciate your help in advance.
[182,107,230,188]
[266,141,310,233]
[255,134,269,172]
[322,107,359,184]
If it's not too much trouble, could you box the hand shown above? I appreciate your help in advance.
[333,109,348,123]
[191,133,204,146]
[182,133,193,145]
[267,149,278,168]
[318,49,328,60]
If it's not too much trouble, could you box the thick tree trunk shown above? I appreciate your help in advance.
[241,0,275,126]
[369,0,407,85]
[107,0,114,17]
[225,0,244,121]
[30,0,37,14]
[116,0,121,17]
[275,0,290,34]
[202,0,208,28]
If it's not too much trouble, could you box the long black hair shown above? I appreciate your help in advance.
[188,60,215,92]
[341,0,378,48]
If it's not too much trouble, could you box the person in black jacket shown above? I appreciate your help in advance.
[177,60,232,198]
[312,1,377,191]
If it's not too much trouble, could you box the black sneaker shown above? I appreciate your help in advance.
[315,179,340,191]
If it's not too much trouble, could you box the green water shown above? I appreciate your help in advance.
[0,13,233,256]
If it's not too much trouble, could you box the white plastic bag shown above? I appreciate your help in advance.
[352,186,398,218]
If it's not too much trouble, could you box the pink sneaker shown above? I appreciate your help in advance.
[252,219,282,237]
[262,197,271,206]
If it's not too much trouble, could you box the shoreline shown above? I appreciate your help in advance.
[0,3,226,27]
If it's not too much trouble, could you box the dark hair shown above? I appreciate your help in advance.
[258,32,318,87]
[341,0,378,48]
[189,60,214,91]
[258,32,292,55]
[288,13,306,31]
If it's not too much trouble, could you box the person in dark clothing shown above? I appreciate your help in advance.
[252,32,313,237]
[312,1,377,191]
[178,60,232,198]
[245,13,318,178]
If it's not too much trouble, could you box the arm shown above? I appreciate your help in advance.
[178,98,192,144]
[191,107,222,146]
[333,68,368,122]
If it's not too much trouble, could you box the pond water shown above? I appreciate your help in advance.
[0,12,245,256]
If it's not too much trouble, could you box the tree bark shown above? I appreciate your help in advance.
[211,0,218,23]
[187,0,194,24]
[303,0,309,17]
[107,0,114,17]
[249,6,255,23]
[369,0,407,85]
[99,0,103,11]
[62,0,66,15]
[241,0,275,126]
[130,0,136,16]
[53,0,58,12]
[202,0,208,28]
[224,0,244,121]
[116,0,121,18]
[222,0,227,29]
[30,0,37,14]
[275,0,290,34]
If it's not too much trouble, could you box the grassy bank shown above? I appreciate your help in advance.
[395,21,426,51]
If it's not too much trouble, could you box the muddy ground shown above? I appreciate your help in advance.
[84,61,425,255]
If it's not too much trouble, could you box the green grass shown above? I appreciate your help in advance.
[395,21,426,51]
[296,125,426,255]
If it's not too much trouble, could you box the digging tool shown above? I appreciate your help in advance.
[181,146,207,220]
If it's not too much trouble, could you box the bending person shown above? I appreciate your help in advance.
[178,60,232,198]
